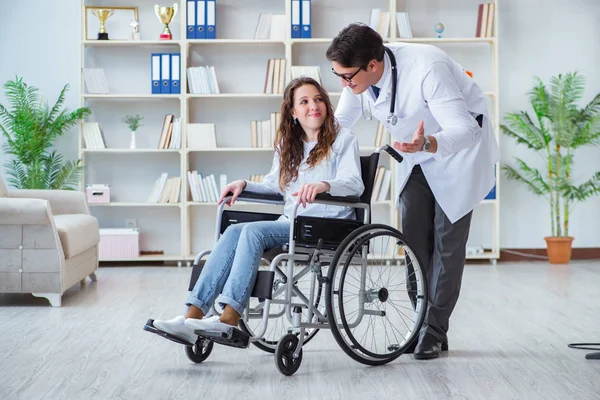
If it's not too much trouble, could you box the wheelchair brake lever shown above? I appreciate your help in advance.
[310,239,328,284]
[310,239,323,264]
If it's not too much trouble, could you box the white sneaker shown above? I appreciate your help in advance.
[153,316,197,344]
[185,315,236,333]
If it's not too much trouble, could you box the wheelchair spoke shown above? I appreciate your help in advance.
[384,298,414,332]
[327,225,428,363]
[380,303,403,350]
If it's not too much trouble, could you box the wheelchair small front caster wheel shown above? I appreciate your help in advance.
[274,333,303,376]
[185,338,214,363]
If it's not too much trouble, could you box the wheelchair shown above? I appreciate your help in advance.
[144,144,428,376]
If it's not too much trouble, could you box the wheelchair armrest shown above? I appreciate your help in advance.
[314,193,361,204]
[228,190,285,205]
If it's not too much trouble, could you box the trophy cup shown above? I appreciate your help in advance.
[154,4,178,40]
[91,9,115,40]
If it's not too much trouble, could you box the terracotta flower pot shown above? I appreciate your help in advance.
[544,236,574,264]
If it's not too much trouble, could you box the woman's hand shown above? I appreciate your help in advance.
[292,182,330,208]
[218,180,246,206]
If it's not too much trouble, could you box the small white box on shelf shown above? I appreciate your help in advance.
[86,184,110,203]
[98,228,140,260]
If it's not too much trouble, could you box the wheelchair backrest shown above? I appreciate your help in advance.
[357,152,381,224]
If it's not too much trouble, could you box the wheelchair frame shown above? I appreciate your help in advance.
[147,145,427,375]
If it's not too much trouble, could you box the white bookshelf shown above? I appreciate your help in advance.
[79,0,499,264]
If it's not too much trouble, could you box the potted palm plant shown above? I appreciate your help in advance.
[501,71,600,263]
[0,76,91,190]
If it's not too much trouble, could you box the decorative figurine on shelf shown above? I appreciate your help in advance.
[123,114,144,149]
[434,22,445,38]
[130,18,141,41]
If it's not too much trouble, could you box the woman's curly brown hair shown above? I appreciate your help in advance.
[275,77,339,191]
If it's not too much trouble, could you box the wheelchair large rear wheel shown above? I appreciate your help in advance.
[326,224,428,366]
[239,259,325,353]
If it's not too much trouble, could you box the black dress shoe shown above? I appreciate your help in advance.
[414,333,447,360]
[403,336,447,354]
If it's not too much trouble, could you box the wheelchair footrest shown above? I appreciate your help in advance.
[195,327,250,349]
[143,319,194,347]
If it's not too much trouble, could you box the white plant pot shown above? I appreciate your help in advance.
[129,131,136,149]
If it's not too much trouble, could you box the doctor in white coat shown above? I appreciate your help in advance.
[327,23,500,360]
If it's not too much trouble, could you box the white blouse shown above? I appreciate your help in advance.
[244,127,365,220]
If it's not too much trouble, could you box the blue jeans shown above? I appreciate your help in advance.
[186,221,290,317]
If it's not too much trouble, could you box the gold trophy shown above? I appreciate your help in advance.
[91,9,115,40]
[155,4,178,40]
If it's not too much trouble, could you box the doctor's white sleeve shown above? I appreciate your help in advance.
[321,135,365,197]
[333,87,362,129]
[421,61,481,160]
[243,151,283,195]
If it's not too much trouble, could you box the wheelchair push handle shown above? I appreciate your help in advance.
[381,144,404,164]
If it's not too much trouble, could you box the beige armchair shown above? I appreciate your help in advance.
[0,174,99,306]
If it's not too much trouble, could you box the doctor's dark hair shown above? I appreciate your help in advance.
[326,23,385,68]
[275,77,338,191]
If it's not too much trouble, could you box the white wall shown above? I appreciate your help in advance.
[0,1,80,170]
[1,0,599,249]
[497,0,600,248]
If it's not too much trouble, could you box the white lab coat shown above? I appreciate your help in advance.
[335,42,501,223]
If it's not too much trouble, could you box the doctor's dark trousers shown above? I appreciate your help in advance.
[400,165,473,343]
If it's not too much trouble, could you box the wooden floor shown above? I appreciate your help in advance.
[1,261,599,400]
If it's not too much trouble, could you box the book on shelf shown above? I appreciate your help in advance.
[369,9,391,39]
[374,122,389,147]
[476,3,495,38]
[82,68,110,94]
[264,58,286,94]
[187,170,227,203]
[254,13,286,40]
[290,66,322,85]
[187,123,217,150]
[251,112,280,148]
[187,66,220,94]
[157,114,181,149]
[396,12,413,39]
[82,122,106,150]
[148,173,181,203]
[248,174,265,183]
[151,53,181,95]
[371,166,392,202]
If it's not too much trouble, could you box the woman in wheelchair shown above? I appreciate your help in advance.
[152,77,365,345]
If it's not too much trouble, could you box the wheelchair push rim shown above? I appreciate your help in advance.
[326,224,428,365]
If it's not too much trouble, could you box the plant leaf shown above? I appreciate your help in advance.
[502,159,550,196]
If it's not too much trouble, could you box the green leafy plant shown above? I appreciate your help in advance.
[0,76,91,190]
[501,71,600,237]
[123,114,143,131]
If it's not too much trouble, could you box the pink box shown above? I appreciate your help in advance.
[98,228,140,260]
[86,184,110,204]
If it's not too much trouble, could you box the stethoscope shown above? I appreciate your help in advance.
[361,47,398,125]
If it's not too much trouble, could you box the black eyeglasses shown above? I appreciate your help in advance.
[331,67,362,83]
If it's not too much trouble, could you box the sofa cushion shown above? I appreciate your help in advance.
[53,214,99,259]
[0,174,7,198]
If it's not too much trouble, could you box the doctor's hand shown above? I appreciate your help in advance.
[393,120,425,153]
[292,182,330,208]
[218,180,246,206]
